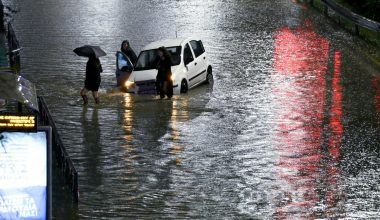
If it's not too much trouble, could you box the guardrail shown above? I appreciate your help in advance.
[38,96,79,203]
[307,0,380,46]
[6,23,21,74]
[322,0,380,32]
[1,0,79,203]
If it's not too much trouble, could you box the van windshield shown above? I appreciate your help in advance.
[134,46,181,71]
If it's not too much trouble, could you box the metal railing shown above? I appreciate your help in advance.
[38,96,79,203]
[321,0,380,33]
[307,0,380,43]
[1,0,79,203]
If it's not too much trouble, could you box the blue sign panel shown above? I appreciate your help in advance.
[0,127,52,219]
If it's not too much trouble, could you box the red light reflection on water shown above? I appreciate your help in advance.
[329,52,343,156]
[272,21,343,218]
[325,51,343,215]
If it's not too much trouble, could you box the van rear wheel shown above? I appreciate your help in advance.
[180,79,188,93]
[206,68,213,84]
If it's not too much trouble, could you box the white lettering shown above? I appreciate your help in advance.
[0,194,38,217]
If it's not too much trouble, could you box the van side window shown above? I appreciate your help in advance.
[183,44,194,64]
[189,40,205,58]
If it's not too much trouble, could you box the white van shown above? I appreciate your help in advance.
[123,37,213,94]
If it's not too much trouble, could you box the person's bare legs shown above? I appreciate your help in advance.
[80,88,89,105]
[92,91,99,104]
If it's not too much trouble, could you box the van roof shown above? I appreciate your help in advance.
[142,37,197,50]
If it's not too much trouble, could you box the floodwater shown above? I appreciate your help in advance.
[4,0,380,218]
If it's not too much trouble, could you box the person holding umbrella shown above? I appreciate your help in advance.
[74,45,106,105]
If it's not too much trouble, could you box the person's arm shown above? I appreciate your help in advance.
[96,59,103,73]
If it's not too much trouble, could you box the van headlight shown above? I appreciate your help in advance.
[124,80,135,89]
[170,75,175,82]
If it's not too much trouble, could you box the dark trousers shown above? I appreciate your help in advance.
[156,80,173,98]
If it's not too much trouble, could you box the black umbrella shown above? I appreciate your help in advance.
[73,45,107,58]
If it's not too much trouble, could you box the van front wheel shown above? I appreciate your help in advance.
[180,79,188,93]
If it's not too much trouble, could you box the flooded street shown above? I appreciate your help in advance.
[5,0,380,218]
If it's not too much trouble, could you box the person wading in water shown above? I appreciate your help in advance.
[155,46,173,99]
[80,54,103,105]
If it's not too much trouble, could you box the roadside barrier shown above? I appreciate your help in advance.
[38,96,79,202]
[1,1,79,203]
[322,0,380,32]
[306,0,380,46]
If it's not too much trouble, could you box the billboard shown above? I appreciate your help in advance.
[0,114,37,131]
[0,126,52,219]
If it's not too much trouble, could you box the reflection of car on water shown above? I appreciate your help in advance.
[115,51,134,87]
[123,37,213,94]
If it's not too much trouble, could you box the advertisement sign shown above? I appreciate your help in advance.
[0,114,37,131]
[0,126,52,219]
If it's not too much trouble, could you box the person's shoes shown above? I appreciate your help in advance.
[82,95,88,105]
[95,97,100,104]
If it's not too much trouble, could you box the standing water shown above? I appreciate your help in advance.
[3,0,380,218]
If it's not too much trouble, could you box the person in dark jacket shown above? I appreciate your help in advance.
[80,55,103,105]
[155,46,173,99]
[121,40,138,66]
